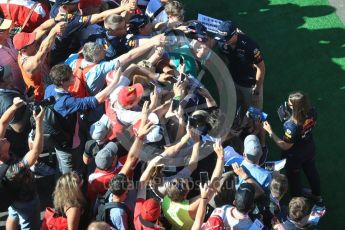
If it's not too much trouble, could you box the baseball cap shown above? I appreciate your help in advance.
[0,65,12,82]
[235,183,255,213]
[13,32,36,50]
[140,198,161,222]
[118,83,144,107]
[214,20,237,42]
[204,215,225,230]
[89,115,111,143]
[186,20,208,42]
[244,134,262,162]
[0,17,12,30]
[129,14,150,31]
[95,142,118,170]
[56,0,79,5]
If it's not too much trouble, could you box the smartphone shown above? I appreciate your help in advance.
[179,55,185,65]
[171,98,180,111]
[180,73,187,82]
[188,116,198,128]
[162,165,176,172]
[26,86,35,98]
[200,171,209,186]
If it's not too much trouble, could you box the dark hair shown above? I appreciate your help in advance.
[288,91,311,125]
[235,183,255,213]
[109,174,129,197]
[49,64,72,87]
[270,173,288,199]
[288,197,310,222]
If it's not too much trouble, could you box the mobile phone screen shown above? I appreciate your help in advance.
[179,55,184,65]
[200,171,209,186]
[171,99,180,111]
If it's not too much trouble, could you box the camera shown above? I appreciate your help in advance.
[188,111,211,135]
[28,96,56,114]
[246,106,267,122]
[277,101,291,122]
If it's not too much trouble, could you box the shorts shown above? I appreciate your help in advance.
[8,195,41,230]
[235,84,263,109]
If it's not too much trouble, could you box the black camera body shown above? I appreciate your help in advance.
[277,101,291,122]
[28,96,56,114]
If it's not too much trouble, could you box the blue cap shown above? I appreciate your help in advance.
[56,0,79,6]
[186,21,208,42]
[214,20,237,42]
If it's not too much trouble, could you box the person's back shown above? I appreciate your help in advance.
[0,0,49,32]
[240,135,272,192]
[205,183,256,230]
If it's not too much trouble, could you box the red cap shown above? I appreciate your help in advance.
[118,83,144,107]
[140,198,161,222]
[204,215,225,230]
[13,32,36,50]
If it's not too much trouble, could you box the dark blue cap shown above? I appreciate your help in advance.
[186,20,208,42]
[56,0,79,6]
[129,14,150,31]
[214,20,237,42]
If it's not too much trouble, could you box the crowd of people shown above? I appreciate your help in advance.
[0,0,326,229]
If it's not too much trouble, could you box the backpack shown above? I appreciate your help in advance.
[40,207,68,230]
[42,93,75,148]
[68,55,96,98]
[95,190,134,230]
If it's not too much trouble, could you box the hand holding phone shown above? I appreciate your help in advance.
[200,171,209,186]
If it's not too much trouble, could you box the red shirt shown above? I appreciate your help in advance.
[0,0,49,32]
[87,161,123,202]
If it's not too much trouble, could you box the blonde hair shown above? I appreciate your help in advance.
[53,172,85,213]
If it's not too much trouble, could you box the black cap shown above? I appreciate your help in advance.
[186,20,208,42]
[129,14,150,32]
[214,20,237,42]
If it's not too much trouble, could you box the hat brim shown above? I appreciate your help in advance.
[132,83,144,98]
[0,18,12,30]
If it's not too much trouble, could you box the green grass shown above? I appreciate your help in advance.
[182,0,345,228]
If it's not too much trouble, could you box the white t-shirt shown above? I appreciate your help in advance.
[145,0,168,24]
[204,205,253,230]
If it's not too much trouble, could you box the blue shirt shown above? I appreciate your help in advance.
[65,53,120,94]
[240,160,272,193]
[108,194,127,230]
[50,7,91,65]
[44,84,98,117]
[87,30,128,61]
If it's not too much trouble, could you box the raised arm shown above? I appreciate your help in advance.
[25,107,44,167]
[263,121,293,151]
[232,162,264,198]
[89,2,135,24]
[187,130,201,173]
[95,67,122,103]
[191,184,213,230]
[0,98,25,138]
[209,140,225,190]
[24,22,67,74]
[33,13,66,40]
[117,34,165,66]
[119,102,154,176]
